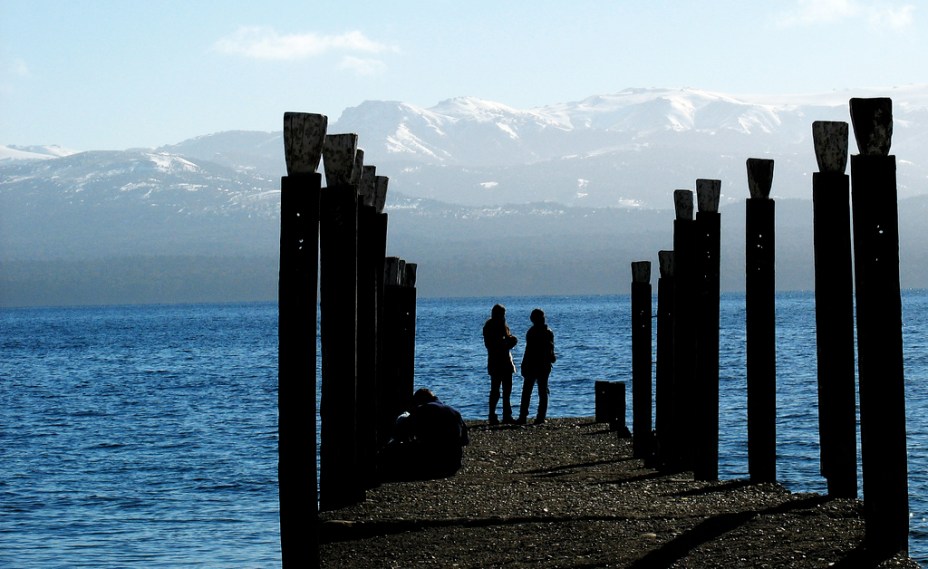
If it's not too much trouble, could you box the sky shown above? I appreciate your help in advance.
[1,0,925,151]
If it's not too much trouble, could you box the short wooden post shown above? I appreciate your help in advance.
[695,179,721,481]
[631,261,653,459]
[849,97,909,555]
[670,190,697,470]
[811,121,858,498]
[745,158,777,483]
[278,112,326,568]
[654,250,674,463]
[319,133,364,510]
[595,380,627,431]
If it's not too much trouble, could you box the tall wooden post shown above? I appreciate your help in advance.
[319,133,364,510]
[695,179,721,481]
[745,158,776,483]
[382,258,418,423]
[631,261,653,459]
[369,177,394,447]
[811,121,858,498]
[654,250,674,464]
[670,190,696,470]
[278,112,326,568]
[356,164,380,488]
[849,97,909,555]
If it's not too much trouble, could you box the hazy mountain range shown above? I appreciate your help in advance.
[3,86,928,306]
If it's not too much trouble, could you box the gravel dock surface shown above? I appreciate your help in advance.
[319,417,917,568]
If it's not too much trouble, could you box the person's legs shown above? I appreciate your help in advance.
[488,375,502,424]
[518,376,536,423]
[535,373,550,424]
[501,374,514,422]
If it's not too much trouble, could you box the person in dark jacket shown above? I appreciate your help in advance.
[517,308,556,425]
[482,304,518,425]
[380,388,469,480]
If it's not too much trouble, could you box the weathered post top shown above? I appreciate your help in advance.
[812,121,849,174]
[850,97,893,156]
[322,133,359,187]
[283,112,327,175]
[385,257,406,287]
[373,176,389,214]
[674,189,694,220]
[404,263,418,287]
[696,179,721,213]
[631,261,651,284]
[658,250,674,278]
[746,158,775,199]
[360,165,377,207]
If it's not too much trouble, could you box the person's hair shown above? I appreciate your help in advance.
[412,388,438,407]
[530,308,545,326]
[491,304,506,320]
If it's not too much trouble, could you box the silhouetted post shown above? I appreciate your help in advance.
[631,260,652,459]
[278,112,326,568]
[695,179,721,481]
[670,190,696,470]
[849,97,909,555]
[382,258,418,427]
[654,250,674,463]
[811,121,858,498]
[319,133,363,510]
[369,176,393,446]
[356,163,381,488]
[745,158,776,483]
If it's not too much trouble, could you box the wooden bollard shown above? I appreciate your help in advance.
[319,133,363,510]
[594,379,627,431]
[694,179,721,481]
[849,98,909,555]
[745,158,776,483]
[278,112,326,568]
[631,261,652,459]
[670,190,697,470]
[654,250,674,463]
[811,121,858,498]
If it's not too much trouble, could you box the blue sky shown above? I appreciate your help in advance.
[1,0,925,150]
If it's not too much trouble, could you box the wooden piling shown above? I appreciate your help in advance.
[356,164,381,488]
[811,121,858,498]
[319,133,364,510]
[382,258,417,424]
[278,112,326,568]
[694,179,721,481]
[745,158,776,484]
[631,261,652,459]
[849,97,909,555]
[654,250,674,463]
[670,190,697,470]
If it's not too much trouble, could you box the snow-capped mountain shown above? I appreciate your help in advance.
[3,86,928,305]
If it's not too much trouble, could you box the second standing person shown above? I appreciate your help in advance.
[517,308,556,425]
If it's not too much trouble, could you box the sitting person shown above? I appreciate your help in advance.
[380,388,470,480]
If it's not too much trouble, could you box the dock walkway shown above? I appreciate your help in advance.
[319,418,916,568]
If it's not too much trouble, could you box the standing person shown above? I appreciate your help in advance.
[517,308,556,425]
[483,303,517,425]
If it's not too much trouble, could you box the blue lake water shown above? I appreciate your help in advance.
[2,292,926,567]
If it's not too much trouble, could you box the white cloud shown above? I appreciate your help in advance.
[214,27,396,61]
[778,0,915,30]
